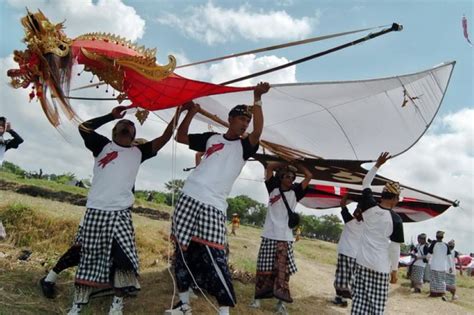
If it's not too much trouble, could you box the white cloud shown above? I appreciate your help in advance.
[300,109,474,253]
[207,54,297,86]
[274,0,295,7]
[157,2,319,45]
[175,53,297,86]
[7,0,145,41]
[380,109,474,253]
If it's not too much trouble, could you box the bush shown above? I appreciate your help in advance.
[0,161,26,177]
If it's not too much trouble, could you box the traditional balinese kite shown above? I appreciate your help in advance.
[7,10,459,221]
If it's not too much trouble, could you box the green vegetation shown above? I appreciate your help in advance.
[1,162,345,243]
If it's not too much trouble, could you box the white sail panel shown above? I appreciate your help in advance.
[192,61,455,160]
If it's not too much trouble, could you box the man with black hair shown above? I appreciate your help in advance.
[0,116,23,166]
[351,152,405,315]
[332,195,364,307]
[410,233,429,293]
[428,230,450,299]
[170,82,270,315]
[67,105,181,315]
[249,162,312,314]
[40,139,147,300]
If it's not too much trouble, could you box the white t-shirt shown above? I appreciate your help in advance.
[261,176,306,241]
[413,243,429,267]
[337,207,364,258]
[429,241,450,271]
[355,166,405,274]
[86,142,152,211]
[182,133,258,213]
[356,204,404,273]
[446,251,458,274]
[79,114,155,211]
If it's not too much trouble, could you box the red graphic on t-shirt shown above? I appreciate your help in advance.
[204,143,225,158]
[269,194,281,205]
[98,151,118,168]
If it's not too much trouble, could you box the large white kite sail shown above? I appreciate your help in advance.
[192,61,455,161]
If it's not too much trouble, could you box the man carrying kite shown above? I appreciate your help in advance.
[249,162,311,314]
[67,105,180,315]
[332,195,364,307]
[351,152,405,315]
[170,82,270,315]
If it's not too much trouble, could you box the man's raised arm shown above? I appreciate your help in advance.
[248,82,270,147]
[176,102,200,145]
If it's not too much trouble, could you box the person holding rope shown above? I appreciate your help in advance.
[67,106,181,315]
[351,152,405,315]
[169,82,270,315]
[249,162,311,314]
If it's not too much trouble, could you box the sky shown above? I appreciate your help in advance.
[0,0,472,252]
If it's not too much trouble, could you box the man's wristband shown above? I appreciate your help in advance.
[254,100,262,107]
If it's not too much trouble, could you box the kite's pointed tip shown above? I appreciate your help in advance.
[392,23,403,31]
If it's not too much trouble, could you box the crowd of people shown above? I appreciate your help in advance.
[408,231,460,301]
[0,81,464,315]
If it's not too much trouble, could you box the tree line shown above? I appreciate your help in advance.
[1,163,343,242]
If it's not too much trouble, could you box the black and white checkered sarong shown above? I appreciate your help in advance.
[172,194,227,250]
[75,208,139,287]
[73,225,83,244]
[351,264,389,315]
[445,273,456,290]
[256,237,297,275]
[430,270,446,294]
[334,253,356,297]
[410,264,425,285]
[424,263,431,283]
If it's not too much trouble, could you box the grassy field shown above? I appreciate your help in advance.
[0,175,473,314]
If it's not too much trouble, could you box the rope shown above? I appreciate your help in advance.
[176,25,389,69]
[165,108,179,310]
[158,109,220,312]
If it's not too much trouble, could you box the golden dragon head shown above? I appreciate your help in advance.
[21,9,72,57]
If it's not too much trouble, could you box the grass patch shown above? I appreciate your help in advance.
[293,238,337,266]
[0,171,88,196]
[0,202,77,253]
[457,273,474,289]
[233,257,257,274]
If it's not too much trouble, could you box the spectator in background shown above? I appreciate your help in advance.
[0,117,24,166]
[428,231,450,299]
